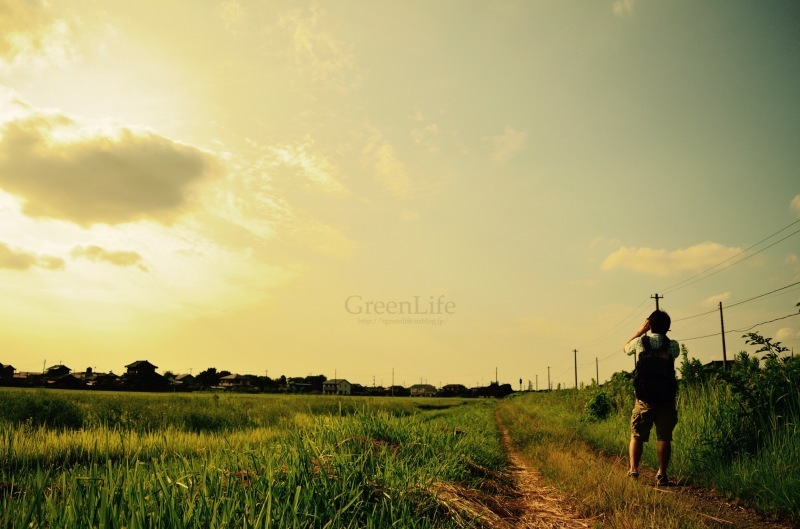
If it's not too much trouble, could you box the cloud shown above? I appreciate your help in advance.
[774,327,800,344]
[0,241,64,271]
[71,245,146,271]
[270,140,348,196]
[613,0,635,17]
[362,130,414,198]
[0,0,76,70]
[483,126,527,163]
[791,194,800,216]
[218,0,244,32]
[703,291,731,307]
[278,4,362,93]
[602,242,742,277]
[0,112,217,226]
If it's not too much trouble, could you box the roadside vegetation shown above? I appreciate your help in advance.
[498,328,800,526]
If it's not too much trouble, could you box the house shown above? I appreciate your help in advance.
[122,360,169,391]
[322,379,351,395]
[47,373,85,390]
[410,384,437,397]
[219,374,252,389]
[125,360,158,376]
[437,384,469,397]
[46,364,71,378]
[0,363,15,384]
[173,373,196,386]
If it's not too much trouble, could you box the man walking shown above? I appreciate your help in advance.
[624,310,680,486]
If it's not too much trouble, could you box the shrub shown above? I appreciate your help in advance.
[584,392,612,422]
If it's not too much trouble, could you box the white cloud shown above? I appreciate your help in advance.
[0,108,218,226]
[270,140,348,196]
[483,126,527,163]
[613,0,635,17]
[703,292,731,307]
[277,3,362,93]
[791,194,800,216]
[602,242,742,277]
[218,0,244,32]
[774,327,800,344]
[0,1,77,72]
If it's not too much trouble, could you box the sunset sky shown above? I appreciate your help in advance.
[1,0,799,389]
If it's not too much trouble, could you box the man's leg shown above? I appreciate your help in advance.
[629,438,643,473]
[657,440,671,476]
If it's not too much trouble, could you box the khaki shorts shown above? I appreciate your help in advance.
[630,400,678,442]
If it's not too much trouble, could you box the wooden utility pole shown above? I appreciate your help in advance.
[535,374,538,391]
[651,293,663,310]
[573,349,578,389]
[547,366,551,391]
[719,302,728,370]
[595,357,599,386]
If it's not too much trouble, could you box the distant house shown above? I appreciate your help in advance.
[410,384,437,397]
[219,374,252,389]
[437,384,470,397]
[46,365,71,378]
[387,385,410,397]
[122,360,168,391]
[0,363,15,384]
[322,379,351,395]
[47,373,85,390]
[87,371,120,389]
[173,373,196,386]
[125,360,158,376]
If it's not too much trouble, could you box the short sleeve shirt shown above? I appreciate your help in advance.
[624,334,680,359]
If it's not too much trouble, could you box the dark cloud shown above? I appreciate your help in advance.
[0,241,64,271]
[0,114,216,226]
[71,245,146,271]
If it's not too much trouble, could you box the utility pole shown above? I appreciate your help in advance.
[573,349,578,389]
[535,374,538,391]
[595,357,599,386]
[547,366,551,391]
[719,302,728,370]
[651,293,663,310]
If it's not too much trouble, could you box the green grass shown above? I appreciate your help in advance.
[0,389,502,528]
[503,377,800,525]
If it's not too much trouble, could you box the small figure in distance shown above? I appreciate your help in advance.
[624,310,680,486]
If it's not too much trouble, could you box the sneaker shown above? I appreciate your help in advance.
[656,473,669,486]
[627,470,639,479]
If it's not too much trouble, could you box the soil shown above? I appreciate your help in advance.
[485,416,797,529]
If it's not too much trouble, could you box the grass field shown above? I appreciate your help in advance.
[0,389,503,528]
[3,376,798,528]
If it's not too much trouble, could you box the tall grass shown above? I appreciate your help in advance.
[0,389,502,528]
[518,355,800,523]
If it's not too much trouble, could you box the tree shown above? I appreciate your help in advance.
[742,332,789,360]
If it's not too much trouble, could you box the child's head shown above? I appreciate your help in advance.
[648,310,671,334]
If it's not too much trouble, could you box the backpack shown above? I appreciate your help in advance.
[633,335,677,405]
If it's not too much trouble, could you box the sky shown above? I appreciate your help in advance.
[0,0,799,389]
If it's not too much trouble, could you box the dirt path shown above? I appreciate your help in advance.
[496,424,593,528]
[493,416,794,529]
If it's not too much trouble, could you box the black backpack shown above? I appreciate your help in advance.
[633,336,677,405]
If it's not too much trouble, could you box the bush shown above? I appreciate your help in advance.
[584,392,612,422]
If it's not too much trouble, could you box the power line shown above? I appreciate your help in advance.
[675,311,800,342]
[661,218,800,295]
[673,280,800,322]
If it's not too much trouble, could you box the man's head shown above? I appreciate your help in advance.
[648,310,671,334]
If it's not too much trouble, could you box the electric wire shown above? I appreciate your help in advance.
[673,280,800,322]
[661,218,800,295]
